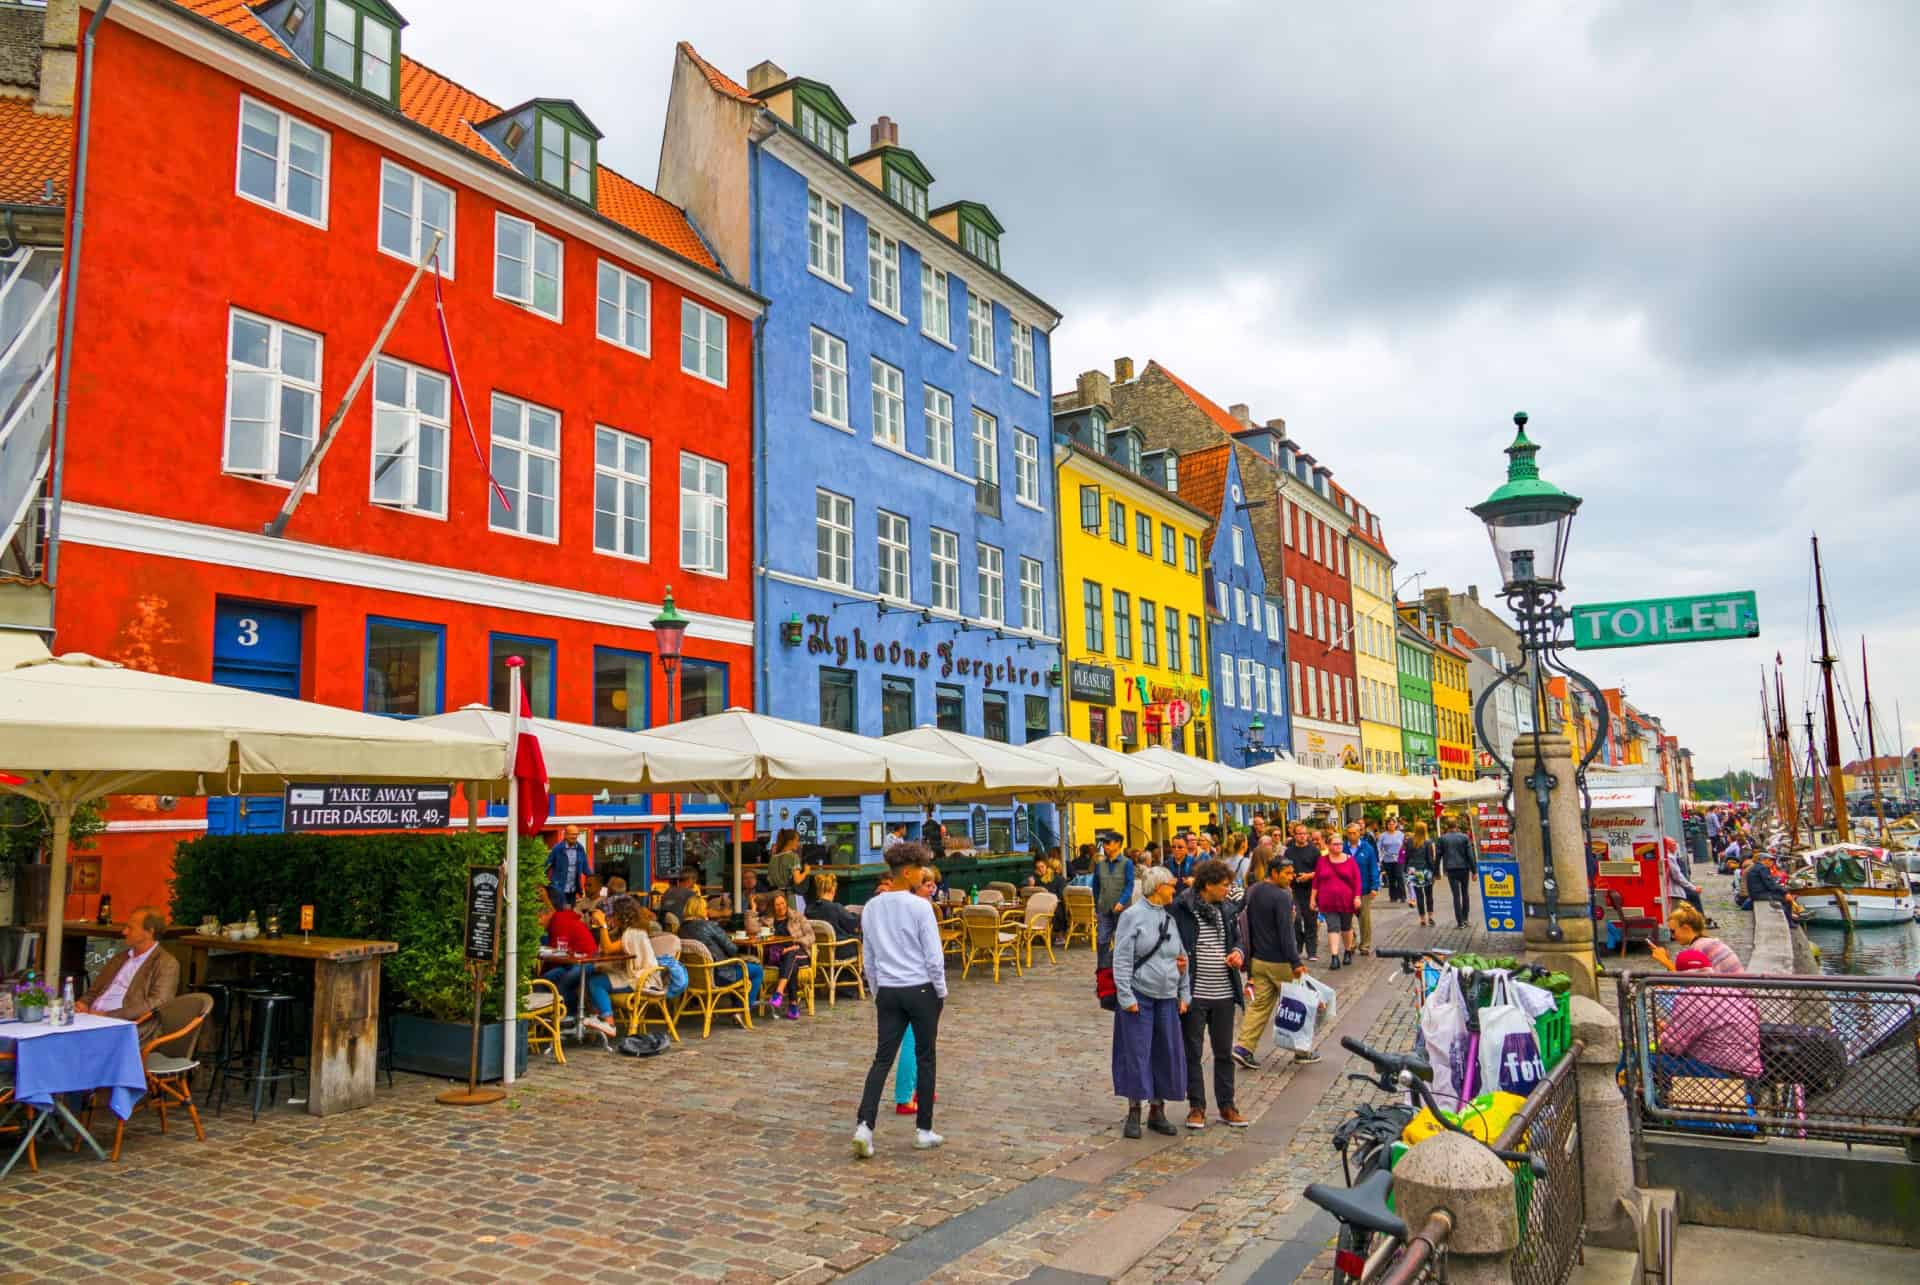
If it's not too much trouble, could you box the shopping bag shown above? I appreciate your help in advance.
[1302,973,1338,1024]
[1421,968,1475,1111]
[1487,969,1556,1021]
[1478,976,1547,1097]
[1274,978,1320,1052]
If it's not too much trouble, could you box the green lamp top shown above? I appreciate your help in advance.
[651,586,690,630]
[1470,411,1582,517]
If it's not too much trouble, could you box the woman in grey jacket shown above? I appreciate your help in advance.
[1110,866,1191,1138]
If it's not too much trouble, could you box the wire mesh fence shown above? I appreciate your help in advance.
[1496,1040,1585,1285]
[1620,971,1920,1148]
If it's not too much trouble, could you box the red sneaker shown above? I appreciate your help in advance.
[896,1099,917,1115]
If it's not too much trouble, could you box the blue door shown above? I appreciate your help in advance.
[207,602,303,835]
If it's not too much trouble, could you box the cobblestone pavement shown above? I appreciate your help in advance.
[0,895,1507,1284]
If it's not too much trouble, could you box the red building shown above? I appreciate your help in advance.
[49,0,762,913]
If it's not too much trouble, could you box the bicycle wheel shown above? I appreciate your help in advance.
[1332,1220,1373,1285]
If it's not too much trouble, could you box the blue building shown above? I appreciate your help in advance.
[661,48,1064,861]
[1177,445,1292,768]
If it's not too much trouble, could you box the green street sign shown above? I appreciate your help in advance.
[1570,591,1759,651]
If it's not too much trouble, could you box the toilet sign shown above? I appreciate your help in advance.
[1570,591,1758,651]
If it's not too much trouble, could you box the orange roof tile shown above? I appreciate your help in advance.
[1147,361,1252,442]
[678,40,758,104]
[174,2,714,269]
[1176,444,1231,542]
[1450,625,1483,652]
[0,98,71,206]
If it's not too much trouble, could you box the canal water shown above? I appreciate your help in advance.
[1807,918,1920,977]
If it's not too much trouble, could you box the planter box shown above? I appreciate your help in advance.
[388,1013,527,1082]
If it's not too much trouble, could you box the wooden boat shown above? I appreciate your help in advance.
[1786,844,1916,925]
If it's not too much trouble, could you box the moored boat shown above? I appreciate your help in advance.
[1787,844,1916,925]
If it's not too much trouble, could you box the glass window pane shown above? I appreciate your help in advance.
[366,622,440,716]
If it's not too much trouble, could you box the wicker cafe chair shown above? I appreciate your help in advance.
[1063,886,1097,950]
[677,939,754,1038]
[109,992,213,1163]
[808,920,866,1006]
[0,1050,35,1174]
[975,888,1004,908]
[986,881,1019,906]
[959,905,1022,982]
[938,908,966,961]
[523,978,568,1065]
[609,964,670,1040]
[1019,892,1059,968]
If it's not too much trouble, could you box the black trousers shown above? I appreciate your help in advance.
[1411,879,1435,918]
[1384,864,1407,902]
[1182,996,1238,1112]
[858,984,941,1130]
[1295,896,1318,957]
[1446,871,1472,925]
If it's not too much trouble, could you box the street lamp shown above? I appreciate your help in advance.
[1467,414,1609,944]
[1241,714,1270,765]
[652,587,690,879]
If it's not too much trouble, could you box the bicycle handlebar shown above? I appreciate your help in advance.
[1341,1035,1433,1083]
[1375,946,1451,961]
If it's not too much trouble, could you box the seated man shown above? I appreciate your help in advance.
[537,905,615,1039]
[808,874,862,941]
[77,907,180,1034]
[658,870,699,929]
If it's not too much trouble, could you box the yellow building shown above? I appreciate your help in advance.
[1338,492,1404,775]
[1055,440,1214,848]
[1432,638,1474,779]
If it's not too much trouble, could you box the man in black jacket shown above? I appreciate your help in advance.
[1282,822,1322,960]
[1170,860,1249,1129]
[1233,859,1313,1070]
[1436,817,1478,928]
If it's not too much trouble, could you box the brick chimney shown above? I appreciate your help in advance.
[1229,403,1252,426]
[1265,417,1286,433]
[1075,368,1112,411]
[870,115,898,148]
[1113,356,1135,382]
[35,0,79,116]
[746,60,787,95]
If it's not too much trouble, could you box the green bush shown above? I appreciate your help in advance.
[170,831,543,1022]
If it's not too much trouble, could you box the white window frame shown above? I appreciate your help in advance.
[920,262,951,344]
[975,542,1005,624]
[814,489,853,587]
[487,392,561,542]
[967,293,996,370]
[1218,654,1236,709]
[1215,580,1229,618]
[923,385,955,469]
[377,159,453,273]
[1012,429,1041,506]
[1232,525,1245,566]
[972,409,999,485]
[809,328,849,428]
[1282,498,1294,547]
[370,355,449,518]
[1019,557,1044,632]
[1270,668,1283,716]
[594,260,651,355]
[493,212,562,321]
[1292,661,1303,714]
[1267,603,1281,640]
[867,229,903,319]
[236,96,330,227]
[680,299,728,387]
[930,528,960,612]
[224,308,322,488]
[680,451,728,577]
[1183,533,1198,573]
[1009,317,1037,392]
[877,509,912,602]
[592,424,652,561]
[806,189,845,285]
[871,358,906,447]
[1233,585,1247,626]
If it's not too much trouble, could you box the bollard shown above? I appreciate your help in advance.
[1391,1131,1519,1285]
[1571,995,1643,1252]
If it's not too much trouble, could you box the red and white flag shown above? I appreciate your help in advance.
[511,669,550,837]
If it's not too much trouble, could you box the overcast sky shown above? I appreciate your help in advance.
[411,0,1918,782]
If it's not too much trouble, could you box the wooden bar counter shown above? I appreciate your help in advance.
[178,933,398,1116]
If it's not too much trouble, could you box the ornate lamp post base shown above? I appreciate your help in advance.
[1510,732,1598,998]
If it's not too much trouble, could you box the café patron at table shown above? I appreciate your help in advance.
[179,932,397,1116]
[1,1013,146,1179]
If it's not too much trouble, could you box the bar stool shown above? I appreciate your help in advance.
[219,990,301,1121]
[209,983,271,1114]
[197,980,236,1098]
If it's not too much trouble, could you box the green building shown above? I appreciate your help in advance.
[1397,620,1438,776]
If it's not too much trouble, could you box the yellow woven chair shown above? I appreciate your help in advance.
[677,938,754,1037]
[524,978,567,1065]
[808,920,866,1005]
[1018,891,1058,968]
[986,881,1019,905]
[959,904,1021,981]
[610,965,680,1042]
[1062,886,1097,950]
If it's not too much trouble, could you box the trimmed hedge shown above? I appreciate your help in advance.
[170,831,543,1022]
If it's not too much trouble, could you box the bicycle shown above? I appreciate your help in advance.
[1303,1034,1544,1283]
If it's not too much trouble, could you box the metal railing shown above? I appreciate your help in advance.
[1375,1211,1452,1285]
[1619,970,1920,1147]
[1497,1038,1586,1285]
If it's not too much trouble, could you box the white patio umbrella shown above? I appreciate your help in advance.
[633,708,977,905]
[413,705,757,801]
[1247,755,1334,802]
[1128,745,1289,803]
[1022,735,1202,850]
[883,726,1123,860]
[1439,777,1507,804]
[0,654,508,981]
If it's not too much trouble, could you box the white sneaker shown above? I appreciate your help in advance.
[582,1015,616,1039]
[914,1129,944,1150]
[852,1123,874,1159]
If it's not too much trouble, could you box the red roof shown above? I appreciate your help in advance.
[1450,625,1483,651]
[1147,361,1251,441]
[0,98,71,205]
[1176,444,1231,542]
[678,41,758,104]
[175,2,714,269]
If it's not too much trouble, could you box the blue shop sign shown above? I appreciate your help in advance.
[1479,857,1524,933]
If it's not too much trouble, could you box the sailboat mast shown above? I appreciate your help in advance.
[1775,657,1801,846]
[1812,535,1850,841]
[1863,639,1888,845]
[1805,709,1824,829]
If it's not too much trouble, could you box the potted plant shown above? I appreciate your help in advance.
[14,978,53,1022]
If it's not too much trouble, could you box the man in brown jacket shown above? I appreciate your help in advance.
[78,907,179,1031]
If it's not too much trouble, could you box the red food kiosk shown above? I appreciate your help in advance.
[1588,784,1682,948]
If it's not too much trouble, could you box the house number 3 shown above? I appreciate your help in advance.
[236,618,260,647]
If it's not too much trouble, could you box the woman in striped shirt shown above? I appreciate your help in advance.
[1171,860,1249,1129]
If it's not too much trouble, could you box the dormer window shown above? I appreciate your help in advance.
[934,201,1006,272]
[538,115,595,203]
[799,102,848,162]
[503,120,527,153]
[316,0,401,102]
[885,168,928,220]
[961,220,999,270]
[477,100,603,206]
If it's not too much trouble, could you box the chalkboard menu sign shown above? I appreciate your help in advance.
[1014,804,1030,847]
[970,805,989,848]
[464,867,502,962]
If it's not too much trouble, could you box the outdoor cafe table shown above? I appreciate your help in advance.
[536,950,630,1043]
[0,1013,145,1179]
[178,933,396,1116]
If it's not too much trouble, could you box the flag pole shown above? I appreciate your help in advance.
[502,658,522,1087]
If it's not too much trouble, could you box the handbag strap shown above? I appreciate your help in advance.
[1131,914,1174,969]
